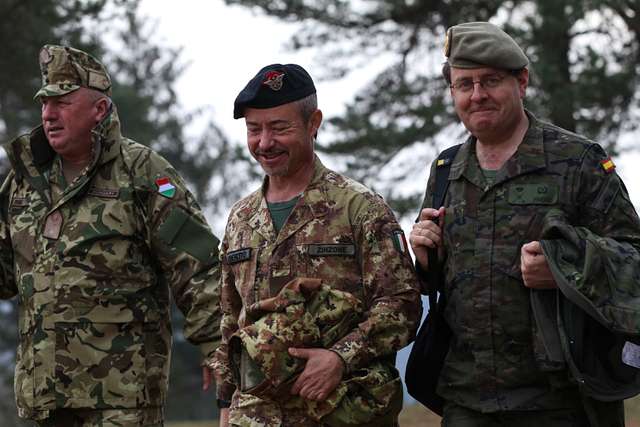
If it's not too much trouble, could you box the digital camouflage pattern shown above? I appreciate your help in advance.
[418,111,640,413]
[0,106,221,422]
[35,44,111,98]
[213,157,421,426]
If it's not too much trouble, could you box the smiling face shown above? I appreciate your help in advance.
[450,66,528,143]
[244,101,322,179]
[40,88,109,163]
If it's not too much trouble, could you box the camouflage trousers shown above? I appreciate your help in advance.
[441,402,590,427]
[230,391,399,427]
[35,408,163,427]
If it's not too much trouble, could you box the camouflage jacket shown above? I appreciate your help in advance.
[214,158,421,411]
[419,111,640,412]
[0,107,221,420]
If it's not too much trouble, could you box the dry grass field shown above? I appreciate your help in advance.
[167,396,640,427]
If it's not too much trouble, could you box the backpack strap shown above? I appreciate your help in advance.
[426,144,461,302]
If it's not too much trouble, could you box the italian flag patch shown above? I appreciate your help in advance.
[600,157,616,174]
[392,230,409,255]
[156,177,176,198]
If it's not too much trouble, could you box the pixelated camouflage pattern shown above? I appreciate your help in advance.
[0,106,221,421]
[35,44,112,99]
[214,157,420,426]
[418,111,640,413]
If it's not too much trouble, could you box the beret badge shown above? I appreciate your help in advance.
[263,71,285,91]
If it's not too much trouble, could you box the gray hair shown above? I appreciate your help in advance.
[294,93,318,123]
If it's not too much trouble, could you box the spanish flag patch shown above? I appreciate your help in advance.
[600,158,616,174]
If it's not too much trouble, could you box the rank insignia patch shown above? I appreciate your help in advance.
[156,177,176,198]
[263,70,285,91]
[437,157,453,167]
[392,230,409,255]
[600,158,616,174]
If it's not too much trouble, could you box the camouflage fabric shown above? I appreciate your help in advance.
[37,407,163,427]
[35,44,111,98]
[0,106,221,421]
[418,110,640,413]
[228,277,402,426]
[213,157,421,426]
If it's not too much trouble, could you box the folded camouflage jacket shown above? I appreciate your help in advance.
[229,277,402,426]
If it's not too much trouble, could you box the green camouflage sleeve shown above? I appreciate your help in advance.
[0,171,17,299]
[212,233,240,401]
[542,144,640,333]
[131,147,222,359]
[329,198,422,373]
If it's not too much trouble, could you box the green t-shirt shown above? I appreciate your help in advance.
[267,196,300,234]
[482,168,499,187]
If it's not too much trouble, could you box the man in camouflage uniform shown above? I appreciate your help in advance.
[409,22,640,426]
[212,63,421,427]
[0,45,222,426]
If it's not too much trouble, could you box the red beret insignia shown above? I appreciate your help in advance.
[263,71,285,91]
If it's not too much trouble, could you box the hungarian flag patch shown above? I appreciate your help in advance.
[600,158,616,174]
[392,230,409,256]
[156,177,176,198]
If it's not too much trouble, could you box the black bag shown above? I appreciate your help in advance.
[405,144,460,415]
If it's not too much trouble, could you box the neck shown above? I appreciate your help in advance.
[475,111,529,170]
[61,152,92,184]
[266,160,315,203]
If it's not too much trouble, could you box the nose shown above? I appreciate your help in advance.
[258,128,275,150]
[41,101,57,122]
[469,82,489,102]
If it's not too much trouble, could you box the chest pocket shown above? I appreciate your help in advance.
[508,183,558,205]
[298,242,362,299]
[9,192,46,267]
[227,246,259,302]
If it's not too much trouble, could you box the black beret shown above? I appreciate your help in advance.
[444,21,529,70]
[233,63,316,119]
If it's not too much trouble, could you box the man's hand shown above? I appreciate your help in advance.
[288,348,344,401]
[521,241,557,289]
[202,366,213,391]
[409,207,445,269]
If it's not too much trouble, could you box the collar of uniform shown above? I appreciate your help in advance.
[4,104,123,178]
[449,109,546,182]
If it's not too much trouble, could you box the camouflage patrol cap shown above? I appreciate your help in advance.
[444,22,529,70]
[34,44,112,99]
[233,63,316,119]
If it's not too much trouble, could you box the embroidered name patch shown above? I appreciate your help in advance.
[227,248,252,264]
[307,244,356,257]
[87,187,119,198]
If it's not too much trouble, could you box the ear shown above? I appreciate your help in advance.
[308,109,323,138]
[94,97,110,122]
[518,68,529,98]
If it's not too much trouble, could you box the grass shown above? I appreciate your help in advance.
[167,395,640,426]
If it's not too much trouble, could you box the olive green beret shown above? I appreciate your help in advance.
[444,21,529,70]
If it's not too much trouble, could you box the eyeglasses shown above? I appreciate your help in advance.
[449,73,510,93]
